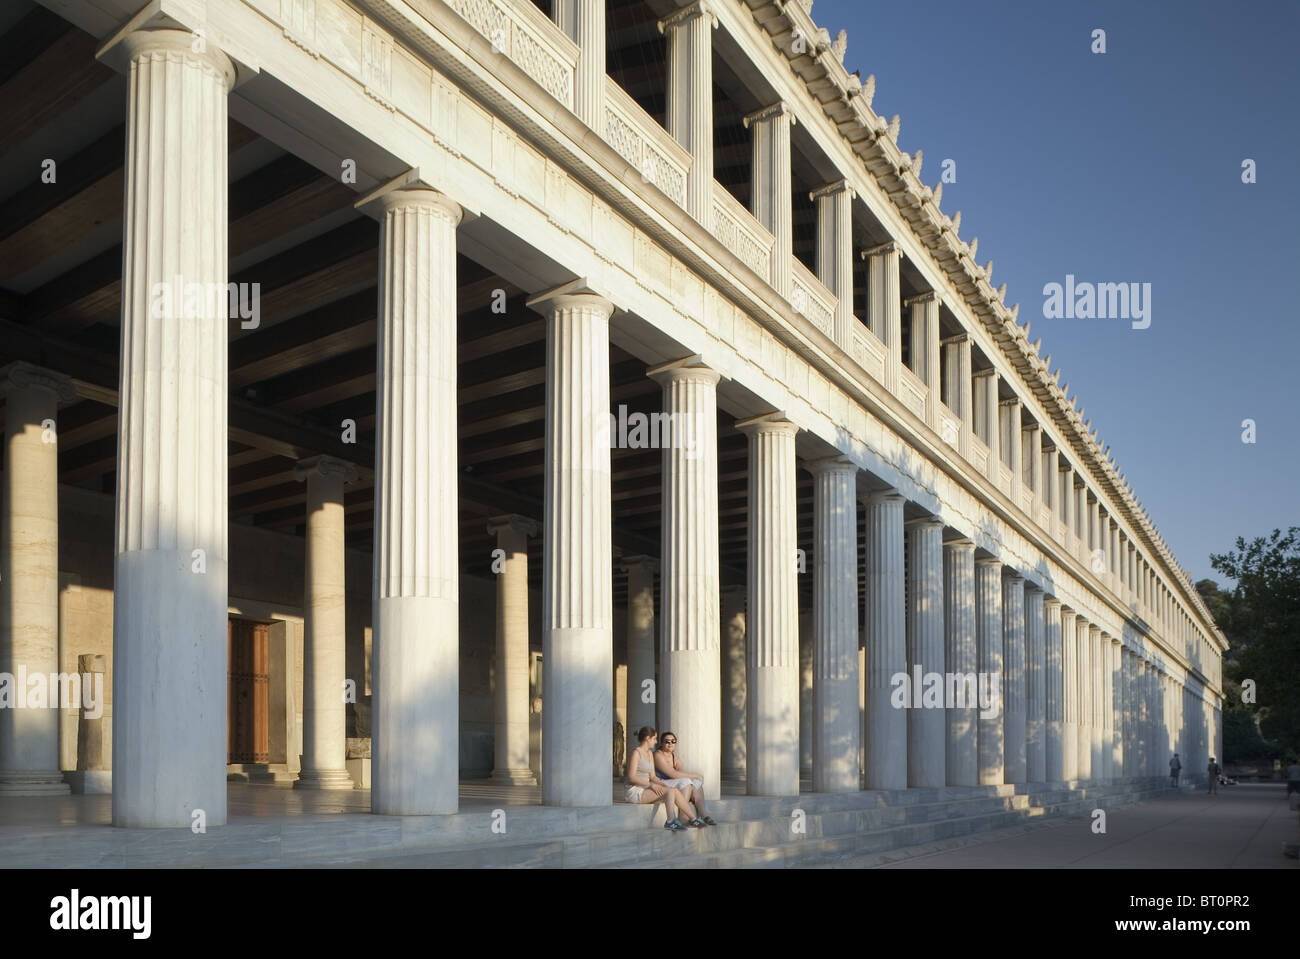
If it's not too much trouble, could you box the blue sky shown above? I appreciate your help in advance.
[817,0,1300,586]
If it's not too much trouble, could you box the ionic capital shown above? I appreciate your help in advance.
[743,101,796,129]
[0,362,75,403]
[487,514,539,540]
[658,0,719,33]
[294,455,360,485]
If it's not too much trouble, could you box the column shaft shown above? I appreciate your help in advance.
[746,104,794,294]
[944,540,978,786]
[555,0,605,131]
[111,31,234,826]
[1044,598,1064,781]
[0,364,73,794]
[651,362,722,800]
[1026,587,1046,782]
[296,457,357,789]
[812,181,855,349]
[975,557,1004,785]
[738,415,800,796]
[864,492,906,789]
[661,2,715,223]
[906,519,945,788]
[372,188,463,816]
[489,515,539,785]
[720,586,746,780]
[866,242,902,393]
[533,286,615,806]
[1002,574,1027,783]
[1076,617,1092,779]
[1060,608,1078,781]
[624,557,656,757]
[810,459,859,792]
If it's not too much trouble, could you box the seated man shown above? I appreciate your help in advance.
[653,731,716,827]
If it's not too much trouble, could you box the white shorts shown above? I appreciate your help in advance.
[660,777,702,792]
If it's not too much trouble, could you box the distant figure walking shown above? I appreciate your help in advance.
[1288,759,1300,797]
[1207,757,1220,794]
[1169,753,1181,787]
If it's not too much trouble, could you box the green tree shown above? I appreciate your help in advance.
[1210,528,1300,756]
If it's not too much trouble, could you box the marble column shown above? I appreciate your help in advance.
[906,517,945,788]
[1026,424,1043,505]
[737,414,800,796]
[1075,616,1092,780]
[108,30,234,827]
[1043,597,1064,781]
[0,363,74,795]
[999,398,1022,499]
[1111,637,1124,780]
[649,359,722,800]
[975,557,1004,785]
[294,455,358,790]
[1059,465,1074,546]
[623,556,657,757]
[907,292,942,432]
[720,585,746,780]
[944,539,978,786]
[745,103,795,294]
[372,187,463,816]
[865,490,906,790]
[488,515,539,785]
[941,333,972,456]
[973,370,1000,484]
[554,0,605,131]
[660,0,717,224]
[530,282,616,807]
[808,457,859,793]
[811,180,855,349]
[1025,586,1046,782]
[1060,608,1078,781]
[1090,624,1104,777]
[1002,573,1026,784]
[865,242,902,394]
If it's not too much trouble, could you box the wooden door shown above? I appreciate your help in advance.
[228,619,270,764]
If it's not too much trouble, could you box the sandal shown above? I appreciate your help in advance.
[702,817,717,826]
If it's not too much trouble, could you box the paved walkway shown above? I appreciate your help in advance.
[821,782,1298,868]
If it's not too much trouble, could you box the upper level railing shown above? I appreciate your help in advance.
[898,365,928,422]
[446,0,578,109]
[604,78,691,210]
[790,257,836,340]
[711,181,774,283]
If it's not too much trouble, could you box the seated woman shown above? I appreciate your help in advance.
[653,731,716,827]
[625,726,691,831]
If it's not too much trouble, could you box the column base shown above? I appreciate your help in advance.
[491,768,538,786]
[0,770,72,796]
[294,768,356,790]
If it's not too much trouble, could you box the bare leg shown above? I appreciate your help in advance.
[689,784,708,817]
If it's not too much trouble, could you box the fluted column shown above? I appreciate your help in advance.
[1098,629,1112,780]
[1043,597,1063,781]
[907,293,942,431]
[864,490,906,790]
[554,0,605,131]
[1091,624,1104,777]
[1026,586,1046,782]
[488,515,539,785]
[1075,616,1092,780]
[720,585,746,780]
[1002,573,1026,784]
[650,359,722,800]
[1059,466,1074,546]
[1000,398,1022,499]
[973,369,1000,484]
[109,30,234,827]
[745,103,794,295]
[623,556,657,757]
[865,242,902,394]
[975,557,1004,785]
[943,539,978,786]
[371,187,463,816]
[1026,424,1043,506]
[737,414,800,796]
[1060,608,1078,780]
[808,457,859,792]
[0,363,74,795]
[906,518,945,788]
[295,455,358,790]
[660,0,716,224]
[941,334,972,456]
[530,282,616,807]
[1111,636,1124,780]
[811,181,855,349]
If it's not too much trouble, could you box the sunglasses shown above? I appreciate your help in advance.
[663,739,677,745]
